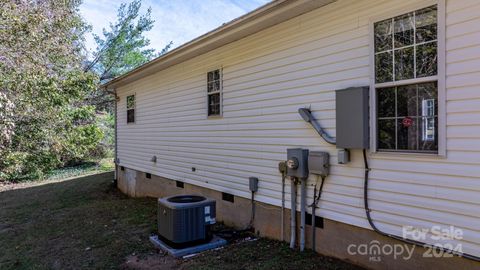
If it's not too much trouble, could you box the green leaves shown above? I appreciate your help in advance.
[85,0,172,114]
[0,0,172,181]
[89,0,171,82]
[0,0,103,181]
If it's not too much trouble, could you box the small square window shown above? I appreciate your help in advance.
[126,95,135,123]
[207,69,222,117]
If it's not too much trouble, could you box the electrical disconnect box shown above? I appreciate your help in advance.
[308,151,329,178]
[337,149,350,164]
[286,148,309,179]
[249,177,259,193]
[335,87,370,149]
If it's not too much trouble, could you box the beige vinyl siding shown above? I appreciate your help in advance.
[116,0,480,256]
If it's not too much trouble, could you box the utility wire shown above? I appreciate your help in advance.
[362,149,480,262]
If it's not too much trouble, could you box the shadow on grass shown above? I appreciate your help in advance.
[0,172,157,270]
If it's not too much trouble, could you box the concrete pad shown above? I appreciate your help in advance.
[149,235,227,258]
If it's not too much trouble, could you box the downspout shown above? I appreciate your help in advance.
[114,88,118,184]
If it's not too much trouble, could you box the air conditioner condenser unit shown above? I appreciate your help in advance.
[157,195,216,248]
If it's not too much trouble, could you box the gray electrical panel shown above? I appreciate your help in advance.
[286,148,309,179]
[308,151,329,178]
[335,87,369,149]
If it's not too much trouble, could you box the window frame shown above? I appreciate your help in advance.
[369,0,446,156]
[206,68,223,118]
[126,94,136,124]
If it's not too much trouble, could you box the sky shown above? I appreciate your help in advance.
[80,0,270,54]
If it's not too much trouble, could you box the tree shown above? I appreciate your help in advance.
[0,0,171,181]
[85,0,172,112]
[87,0,172,82]
[0,0,102,181]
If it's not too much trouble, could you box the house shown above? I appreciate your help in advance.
[101,0,480,269]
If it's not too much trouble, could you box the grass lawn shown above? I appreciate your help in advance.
[0,172,363,270]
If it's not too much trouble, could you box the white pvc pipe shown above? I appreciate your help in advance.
[300,179,306,251]
[290,179,296,249]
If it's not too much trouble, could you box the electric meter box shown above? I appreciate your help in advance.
[286,148,309,179]
[335,87,370,149]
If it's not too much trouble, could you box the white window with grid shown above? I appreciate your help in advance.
[126,94,135,124]
[372,3,444,154]
[207,69,222,117]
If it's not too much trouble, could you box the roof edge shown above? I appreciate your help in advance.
[101,0,336,89]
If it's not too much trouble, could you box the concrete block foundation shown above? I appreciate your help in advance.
[117,166,479,270]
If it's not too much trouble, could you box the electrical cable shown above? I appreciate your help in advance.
[362,149,480,262]
[281,169,286,241]
[298,108,336,145]
[247,191,255,231]
[310,175,325,252]
[225,195,256,235]
[314,176,325,206]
